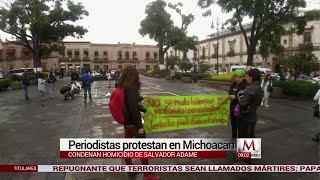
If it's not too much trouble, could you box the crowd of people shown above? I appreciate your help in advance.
[19,65,319,180]
[228,68,320,144]
[21,68,121,102]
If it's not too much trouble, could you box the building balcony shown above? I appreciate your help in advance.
[200,55,207,59]
[22,56,32,60]
[120,58,139,63]
[6,56,16,61]
[299,43,313,51]
[59,57,82,62]
[83,57,90,62]
[145,58,157,63]
[227,50,235,56]
[212,54,218,58]
[94,58,108,63]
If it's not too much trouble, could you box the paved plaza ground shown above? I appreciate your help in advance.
[0,75,319,180]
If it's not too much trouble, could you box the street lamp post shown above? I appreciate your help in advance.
[211,17,224,75]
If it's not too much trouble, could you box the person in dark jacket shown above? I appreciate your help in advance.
[21,70,30,100]
[228,69,247,138]
[80,70,94,102]
[238,68,263,139]
[117,66,160,180]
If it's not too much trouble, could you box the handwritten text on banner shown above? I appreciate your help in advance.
[143,95,230,132]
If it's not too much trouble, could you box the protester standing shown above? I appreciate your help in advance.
[21,70,30,100]
[228,69,247,138]
[170,68,176,82]
[238,69,263,138]
[47,69,56,98]
[261,74,273,107]
[38,73,46,101]
[80,70,94,102]
[106,70,112,88]
[312,88,320,142]
[117,65,160,180]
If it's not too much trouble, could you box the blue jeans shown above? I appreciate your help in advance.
[23,84,29,99]
[83,86,92,100]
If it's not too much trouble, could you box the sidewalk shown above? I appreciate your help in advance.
[0,78,318,180]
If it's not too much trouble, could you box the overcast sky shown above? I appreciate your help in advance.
[0,0,319,45]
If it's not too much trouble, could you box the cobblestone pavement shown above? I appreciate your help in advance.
[0,76,319,180]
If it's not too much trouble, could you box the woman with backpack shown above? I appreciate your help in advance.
[117,65,160,180]
[261,74,273,107]
[312,88,320,142]
[228,69,247,138]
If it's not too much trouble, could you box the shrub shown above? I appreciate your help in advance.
[273,80,319,98]
[0,79,10,90]
[11,74,22,81]
[146,69,154,74]
[210,73,235,82]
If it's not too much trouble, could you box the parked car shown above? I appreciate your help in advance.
[312,76,320,84]
[271,73,281,80]
[91,71,102,77]
[298,75,317,84]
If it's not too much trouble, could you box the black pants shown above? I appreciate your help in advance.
[230,116,238,138]
[238,120,256,138]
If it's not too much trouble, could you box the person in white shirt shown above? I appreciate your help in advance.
[38,73,46,101]
[106,70,112,88]
[69,81,81,99]
[261,74,273,107]
[312,88,320,142]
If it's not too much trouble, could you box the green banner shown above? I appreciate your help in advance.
[143,95,230,132]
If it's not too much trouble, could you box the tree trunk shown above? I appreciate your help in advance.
[33,56,41,68]
[246,46,255,66]
[159,47,164,65]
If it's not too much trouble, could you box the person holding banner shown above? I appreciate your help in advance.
[117,65,160,180]
[228,69,247,138]
[237,69,263,139]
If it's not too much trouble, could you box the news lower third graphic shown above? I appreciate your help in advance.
[0,138,319,173]
[59,138,236,158]
[1,165,320,173]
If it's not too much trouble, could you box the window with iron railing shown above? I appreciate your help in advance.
[304,32,312,44]
[118,51,122,60]
[146,52,150,60]
[154,52,158,60]
[83,50,89,58]
[67,50,72,58]
[103,51,108,60]
[94,51,99,60]
[133,52,137,60]
[125,51,130,60]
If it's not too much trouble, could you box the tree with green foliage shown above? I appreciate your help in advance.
[178,59,193,72]
[279,50,319,80]
[139,0,198,65]
[166,56,179,70]
[198,0,311,66]
[199,62,210,73]
[0,0,89,68]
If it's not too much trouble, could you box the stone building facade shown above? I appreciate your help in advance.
[197,19,320,73]
[0,42,59,73]
[59,42,159,73]
[0,41,159,74]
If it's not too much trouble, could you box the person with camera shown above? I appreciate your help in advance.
[228,69,247,138]
[117,66,160,180]
[261,74,273,107]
